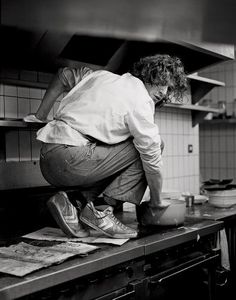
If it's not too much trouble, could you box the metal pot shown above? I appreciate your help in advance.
[156,199,186,226]
[137,199,186,226]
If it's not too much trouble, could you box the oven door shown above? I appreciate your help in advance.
[146,249,220,300]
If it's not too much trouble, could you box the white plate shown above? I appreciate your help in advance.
[194,195,208,204]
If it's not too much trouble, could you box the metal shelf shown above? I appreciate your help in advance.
[199,118,236,125]
[0,119,45,129]
[164,103,224,127]
[187,74,225,104]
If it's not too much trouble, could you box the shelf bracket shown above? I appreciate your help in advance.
[192,111,209,126]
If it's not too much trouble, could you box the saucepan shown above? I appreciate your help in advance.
[155,199,186,226]
[137,199,186,226]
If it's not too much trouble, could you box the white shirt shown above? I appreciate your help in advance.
[37,67,163,174]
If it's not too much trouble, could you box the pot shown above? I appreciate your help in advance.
[137,199,186,226]
[156,199,186,226]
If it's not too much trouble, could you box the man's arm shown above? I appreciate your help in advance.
[145,171,169,208]
[126,104,169,208]
[35,74,65,121]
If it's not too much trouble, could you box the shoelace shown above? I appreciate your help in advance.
[87,203,108,220]
[87,203,133,231]
[104,209,130,230]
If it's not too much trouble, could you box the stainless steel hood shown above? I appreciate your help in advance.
[1,0,235,74]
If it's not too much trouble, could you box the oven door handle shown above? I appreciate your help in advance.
[150,252,220,285]
[112,290,135,300]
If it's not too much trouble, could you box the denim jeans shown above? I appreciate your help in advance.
[40,139,147,205]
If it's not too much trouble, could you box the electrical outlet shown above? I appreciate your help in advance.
[188,144,193,153]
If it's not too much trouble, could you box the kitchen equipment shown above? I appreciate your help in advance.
[136,199,186,227]
[207,189,236,208]
[181,192,195,207]
[154,199,186,226]
[202,179,234,190]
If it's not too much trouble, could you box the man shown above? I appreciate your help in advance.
[24,54,188,239]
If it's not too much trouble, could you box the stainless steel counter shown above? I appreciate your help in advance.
[186,203,236,280]
[0,211,223,299]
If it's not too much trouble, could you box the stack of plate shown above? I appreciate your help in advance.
[207,189,236,208]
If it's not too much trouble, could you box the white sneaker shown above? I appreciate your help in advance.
[47,191,89,238]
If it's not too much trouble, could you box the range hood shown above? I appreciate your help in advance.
[1,0,235,74]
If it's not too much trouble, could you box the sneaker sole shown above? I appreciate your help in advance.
[47,198,89,238]
[80,215,137,239]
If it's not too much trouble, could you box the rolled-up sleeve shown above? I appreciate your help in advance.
[126,104,163,174]
[58,67,93,91]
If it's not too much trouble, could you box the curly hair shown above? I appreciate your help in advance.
[130,54,188,103]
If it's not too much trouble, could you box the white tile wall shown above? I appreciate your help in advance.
[199,56,236,183]
[5,131,19,162]
[155,107,200,194]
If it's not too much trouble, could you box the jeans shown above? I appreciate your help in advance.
[40,139,147,205]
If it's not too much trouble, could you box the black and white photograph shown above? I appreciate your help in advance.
[0,1,236,299]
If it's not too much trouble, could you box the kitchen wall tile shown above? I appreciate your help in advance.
[219,135,227,152]
[0,95,4,118]
[19,130,31,161]
[212,152,220,169]
[219,154,227,168]
[226,72,233,86]
[227,168,234,179]
[18,98,30,118]
[205,153,212,168]
[226,135,234,150]
[0,84,4,95]
[29,88,42,99]
[227,153,234,169]
[5,96,18,118]
[4,85,17,97]
[17,87,30,98]
[211,168,220,179]
[5,130,19,162]
[212,137,220,151]
[172,135,178,156]
[164,134,171,156]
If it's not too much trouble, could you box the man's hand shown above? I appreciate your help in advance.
[23,114,48,123]
[150,199,170,209]
[136,201,170,226]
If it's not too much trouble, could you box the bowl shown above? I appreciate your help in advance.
[208,192,236,208]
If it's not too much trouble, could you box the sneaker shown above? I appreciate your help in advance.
[47,191,89,238]
[80,202,137,239]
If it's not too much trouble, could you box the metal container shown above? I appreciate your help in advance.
[155,199,186,226]
[184,195,195,207]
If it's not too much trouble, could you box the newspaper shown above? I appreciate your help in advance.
[0,241,99,277]
[23,227,129,246]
